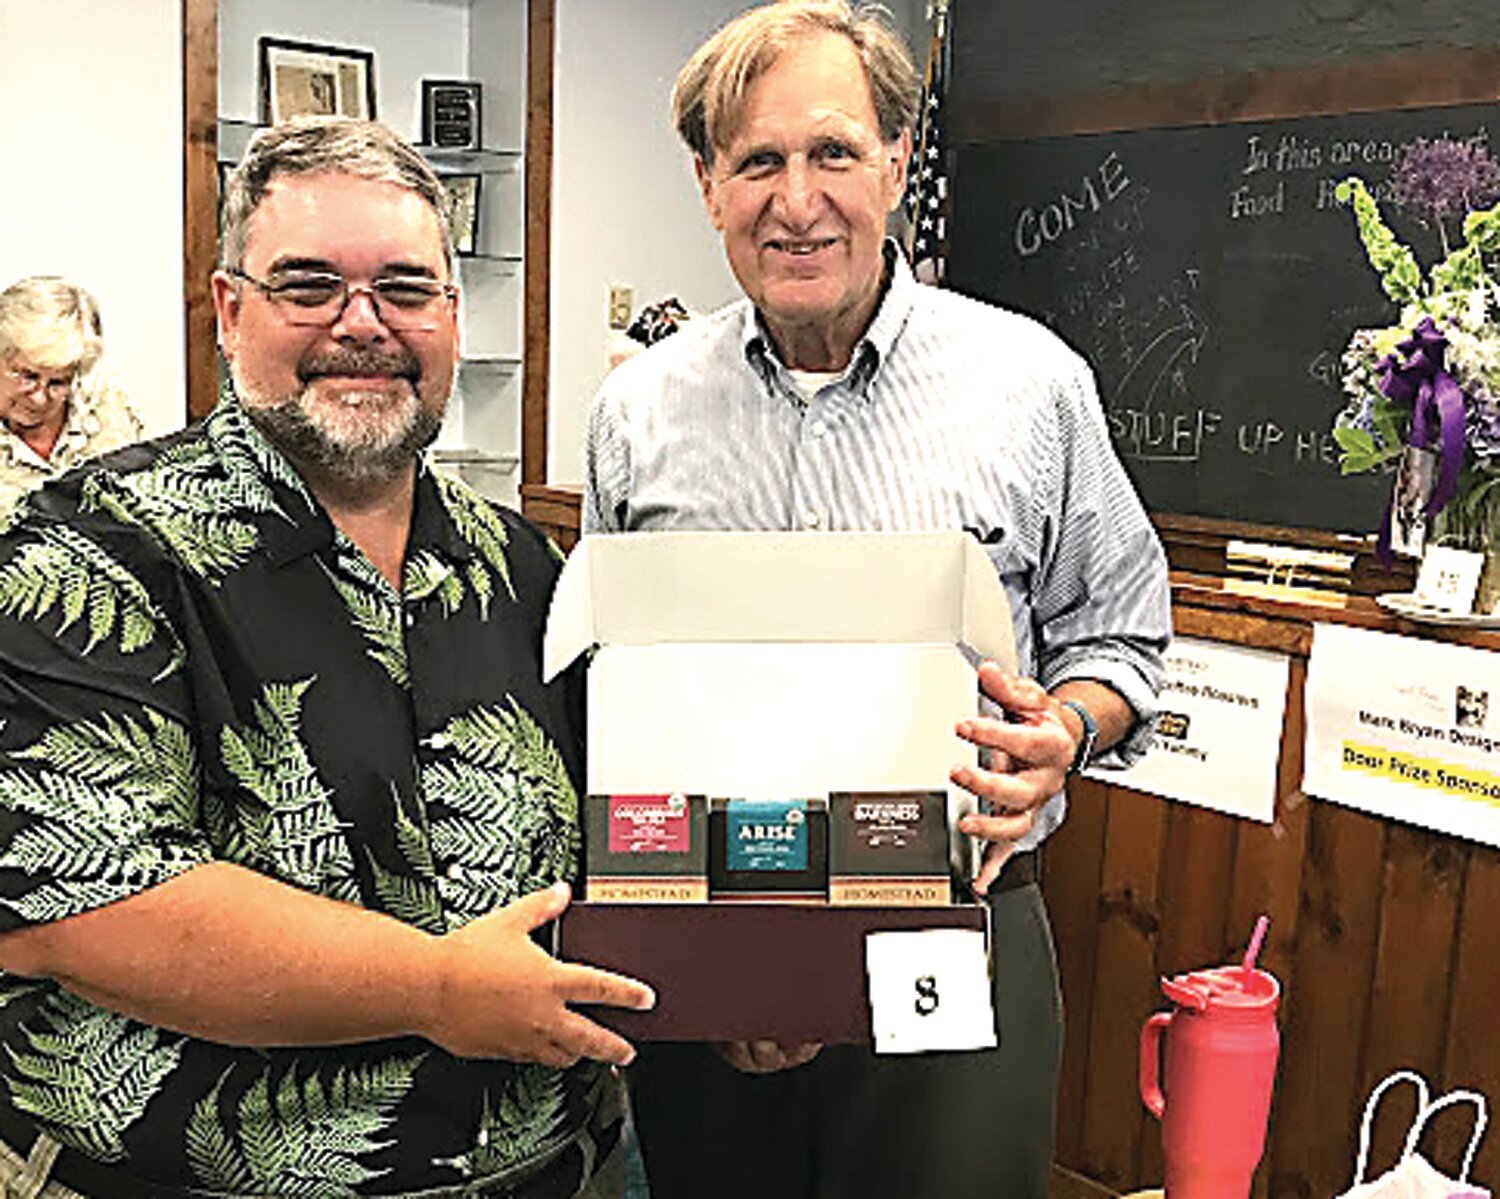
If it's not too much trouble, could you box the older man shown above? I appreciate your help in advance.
[584,3,1171,1198]
[0,118,652,1198]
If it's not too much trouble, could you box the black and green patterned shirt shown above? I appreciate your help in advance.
[0,399,597,1197]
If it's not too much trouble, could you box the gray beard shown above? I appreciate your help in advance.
[243,388,444,492]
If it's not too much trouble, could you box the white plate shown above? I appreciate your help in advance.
[1376,592,1500,629]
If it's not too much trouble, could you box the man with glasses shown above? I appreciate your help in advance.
[0,276,142,513]
[0,117,652,1198]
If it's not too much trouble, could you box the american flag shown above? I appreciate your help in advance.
[903,5,949,285]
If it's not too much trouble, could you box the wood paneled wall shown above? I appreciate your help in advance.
[1045,599,1500,1199]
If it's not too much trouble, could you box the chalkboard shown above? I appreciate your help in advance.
[948,101,1500,534]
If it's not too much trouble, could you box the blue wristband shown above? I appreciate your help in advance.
[1059,698,1098,776]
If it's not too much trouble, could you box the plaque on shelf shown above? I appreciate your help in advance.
[421,79,483,152]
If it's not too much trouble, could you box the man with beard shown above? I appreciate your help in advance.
[0,117,653,1198]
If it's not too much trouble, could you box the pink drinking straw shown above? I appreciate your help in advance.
[1241,914,1269,979]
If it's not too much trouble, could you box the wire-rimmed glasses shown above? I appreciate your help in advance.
[228,268,458,332]
[3,364,74,402]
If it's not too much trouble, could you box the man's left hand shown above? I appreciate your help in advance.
[951,663,1079,895]
[714,1040,822,1074]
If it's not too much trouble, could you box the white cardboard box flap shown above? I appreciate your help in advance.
[545,532,1017,874]
[543,530,1016,682]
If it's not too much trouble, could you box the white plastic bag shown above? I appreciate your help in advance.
[1337,1070,1490,1199]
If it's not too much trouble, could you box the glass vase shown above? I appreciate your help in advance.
[1477,541,1500,616]
[1437,481,1500,615]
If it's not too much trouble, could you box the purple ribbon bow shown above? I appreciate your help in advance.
[1377,315,1467,516]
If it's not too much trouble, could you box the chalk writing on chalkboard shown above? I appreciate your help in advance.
[949,102,1498,534]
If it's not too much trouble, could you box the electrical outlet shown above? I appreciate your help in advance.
[608,285,634,330]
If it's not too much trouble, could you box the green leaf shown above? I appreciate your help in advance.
[0,527,183,672]
[213,680,356,895]
[321,562,408,687]
[4,992,185,1162]
[186,1056,423,1196]
[432,473,515,604]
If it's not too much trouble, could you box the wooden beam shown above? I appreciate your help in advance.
[182,0,218,421]
[522,0,554,489]
[952,45,1500,144]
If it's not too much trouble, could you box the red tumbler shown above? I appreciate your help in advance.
[1139,960,1280,1199]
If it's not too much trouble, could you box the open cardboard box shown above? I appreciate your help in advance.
[544,530,1016,1042]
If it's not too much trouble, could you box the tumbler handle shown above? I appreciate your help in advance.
[1140,1011,1173,1119]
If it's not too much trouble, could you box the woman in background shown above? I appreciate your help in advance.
[0,276,143,514]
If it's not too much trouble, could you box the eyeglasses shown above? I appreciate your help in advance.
[229,268,458,331]
[4,365,74,402]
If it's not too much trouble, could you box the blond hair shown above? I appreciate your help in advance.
[673,0,918,166]
[0,277,105,374]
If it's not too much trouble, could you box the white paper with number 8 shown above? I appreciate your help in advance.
[864,928,997,1054]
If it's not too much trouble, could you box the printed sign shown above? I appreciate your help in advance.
[828,790,950,906]
[1086,636,1289,823]
[725,800,809,872]
[1413,545,1485,614]
[1304,624,1500,846]
[864,928,996,1054]
[607,793,693,854]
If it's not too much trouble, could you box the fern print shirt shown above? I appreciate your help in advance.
[0,399,596,1197]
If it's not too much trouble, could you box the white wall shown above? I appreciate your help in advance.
[548,0,747,485]
[547,0,930,486]
[0,0,184,436]
[0,0,927,472]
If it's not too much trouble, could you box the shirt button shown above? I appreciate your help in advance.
[446,863,464,881]
[803,511,823,530]
[809,420,827,438]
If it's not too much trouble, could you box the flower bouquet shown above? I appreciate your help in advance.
[1335,138,1500,610]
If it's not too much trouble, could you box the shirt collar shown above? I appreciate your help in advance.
[0,429,49,473]
[738,239,916,401]
[210,394,333,569]
[410,459,477,564]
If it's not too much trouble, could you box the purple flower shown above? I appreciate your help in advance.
[1391,137,1500,225]
[1468,394,1500,469]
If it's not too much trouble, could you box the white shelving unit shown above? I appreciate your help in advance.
[217,0,527,506]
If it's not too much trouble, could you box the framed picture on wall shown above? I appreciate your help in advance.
[443,174,482,256]
[258,37,377,125]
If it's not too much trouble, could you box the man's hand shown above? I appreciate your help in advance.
[427,882,655,1069]
[952,666,1074,893]
[714,1040,822,1074]
[0,864,654,1065]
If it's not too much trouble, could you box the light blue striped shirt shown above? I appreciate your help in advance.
[584,244,1170,849]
